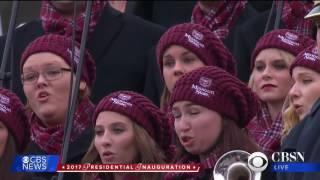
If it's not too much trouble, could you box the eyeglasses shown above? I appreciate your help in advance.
[21,67,71,85]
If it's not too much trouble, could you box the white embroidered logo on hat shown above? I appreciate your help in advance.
[118,93,132,101]
[199,76,212,88]
[303,48,319,61]
[0,94,11,113]
[191,76,215,97]
[0,94,10,105]
[184,30,205,48]
[192,30,204,41]
[303,52,318,61]
[277,33,300,47]
[285,32,298,41]
[67,46,80,64]
[110,94,133,107]
[312,47,318,55]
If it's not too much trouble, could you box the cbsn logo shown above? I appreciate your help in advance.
[271,152,305,171]
[22,155,47,171]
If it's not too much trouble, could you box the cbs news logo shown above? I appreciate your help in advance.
[248,152,268,172]
[213,150,269,180]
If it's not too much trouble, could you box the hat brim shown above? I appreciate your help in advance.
[305,5,320,19]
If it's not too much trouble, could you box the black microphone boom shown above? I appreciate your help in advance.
[264,0,275,34]
[62,0,77,148]
[58,1,92,180]
[0,1,19,88]
[274,0,284,30]
[264,0,285,34]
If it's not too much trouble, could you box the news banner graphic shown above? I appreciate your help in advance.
[271,151,311,172]
[56,163,200,173]
[247,151,320,173]
[11,155,59,172]
[11,152,318,173]
[212,150,320,179]
[11,155,200,173]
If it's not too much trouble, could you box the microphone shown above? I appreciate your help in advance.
[0,1,19,88]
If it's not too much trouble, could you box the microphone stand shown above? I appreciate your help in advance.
[0,1,19,88]
[264,0,285,34]
[264,0,275,34]
[274,0,284,30]
[58,1,92,180]
[62,0,77,150]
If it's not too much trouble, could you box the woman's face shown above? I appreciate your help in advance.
[172,101,222,156]
[252,48,293,104]
[94,111,138,164]
[289,67,320,120]
[22,52,76,127]
[0,121,8,158]
[162,45,205,92]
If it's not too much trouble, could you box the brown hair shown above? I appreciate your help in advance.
[174,118,259,162]
[160,86,171,110]
[0,134,23,180]
[82,122,166,180]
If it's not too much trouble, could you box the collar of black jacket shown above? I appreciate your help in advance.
[309,97,320,117]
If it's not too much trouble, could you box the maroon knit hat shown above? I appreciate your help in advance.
[169,66,259,128]
[93,91,173,160]
[290,44,320,74]
[251,29,315,69]
[20,34,96,87]
[0,88,29,152]
[156,23,236,76]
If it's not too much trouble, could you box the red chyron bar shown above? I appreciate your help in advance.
[56,163,201,172]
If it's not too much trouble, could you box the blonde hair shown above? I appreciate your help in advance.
[82,122,166,180]
[281,95,299,140]
[248,48,295,91]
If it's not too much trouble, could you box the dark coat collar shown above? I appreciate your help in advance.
[87,5,124,64]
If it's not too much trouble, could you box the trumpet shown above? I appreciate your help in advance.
[213,150,266,180]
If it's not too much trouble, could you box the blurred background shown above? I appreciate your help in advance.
[0,1,41,36]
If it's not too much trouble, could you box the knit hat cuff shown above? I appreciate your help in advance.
[169,83,240,126]
[94,99,155,138]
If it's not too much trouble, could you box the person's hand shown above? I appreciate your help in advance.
[108,0,127,13]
